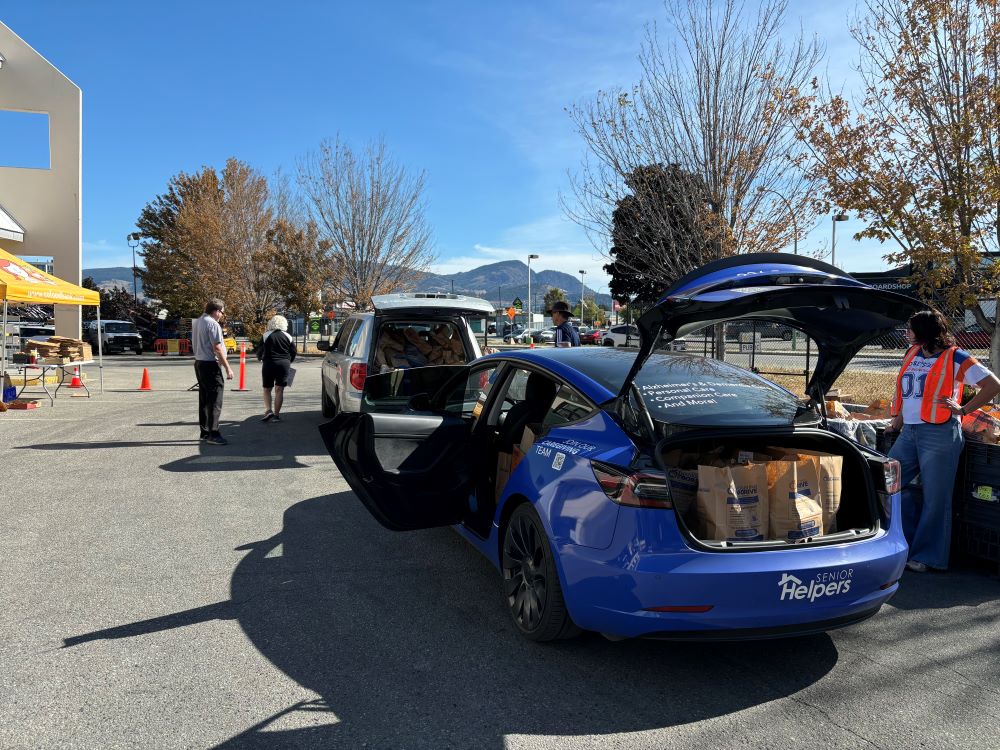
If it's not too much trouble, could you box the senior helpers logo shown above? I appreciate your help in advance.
[778,569,853,602]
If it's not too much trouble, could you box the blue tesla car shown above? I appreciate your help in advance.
[320,254,925,641]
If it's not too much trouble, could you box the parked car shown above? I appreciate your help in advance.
[531,327,559,343]
[725,320,794,341]
[3,323,54,357]
[316,293,494,418]
[602,324,640,347]
[954,324,991,350]
[580,328,604,345]
[879,327,909,350]
[85,319,143,354]
[501,323,524,342]
[321,253,924,641]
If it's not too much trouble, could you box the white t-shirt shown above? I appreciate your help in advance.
[899,348,990,424]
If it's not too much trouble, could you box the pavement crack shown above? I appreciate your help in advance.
[787,693,883,749]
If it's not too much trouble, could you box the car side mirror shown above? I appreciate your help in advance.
[407,393,432,412]
[316,340,331,351]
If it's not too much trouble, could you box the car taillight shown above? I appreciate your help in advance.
[591,461,672,509]
[349,363,367,390]
[883,458,901,494]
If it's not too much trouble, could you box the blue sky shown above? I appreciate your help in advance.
[0,0,889,296]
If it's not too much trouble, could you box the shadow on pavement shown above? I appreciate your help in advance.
[64,490,841,748]
[889,562,1000,610]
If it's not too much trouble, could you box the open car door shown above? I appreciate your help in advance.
[318,365,475,531]
[617,253,928,403]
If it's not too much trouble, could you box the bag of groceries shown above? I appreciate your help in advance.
[961,409,1000,444]
[767,458,824,542]
[696,462,769,542]
[782,449,843,533]
[661,449,700,516]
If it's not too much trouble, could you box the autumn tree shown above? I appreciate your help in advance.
[790,0,1000,363]
[267,218,335,339]
[297,137,435,310]
[566,0,823,271]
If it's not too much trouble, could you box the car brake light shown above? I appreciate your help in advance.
[591,461,672,509]
[883,458,901,494]
[349,363,367,390]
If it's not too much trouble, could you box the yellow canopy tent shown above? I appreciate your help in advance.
[0,244,104,394]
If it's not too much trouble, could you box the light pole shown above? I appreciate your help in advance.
[527,253,539,330]
[578,269,587,326]
[757,188,798,254]
[126,232,141,303]
[831,212,849,267]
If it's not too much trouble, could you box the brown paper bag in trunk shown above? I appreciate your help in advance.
[696,463,769,542]
[767,458,824,542]
[783,449,843,533]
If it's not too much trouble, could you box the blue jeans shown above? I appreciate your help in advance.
[888,420,964,569]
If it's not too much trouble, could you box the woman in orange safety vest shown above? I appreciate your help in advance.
[888,310,1000,572]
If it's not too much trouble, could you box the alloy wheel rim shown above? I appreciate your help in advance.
[503,513,547,631]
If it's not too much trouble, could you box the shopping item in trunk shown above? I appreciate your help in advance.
[784,449,844,532]
[696,462,769,542]
[767,458,824,542]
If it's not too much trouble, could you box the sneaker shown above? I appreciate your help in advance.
[906,560,928,573]
[200,431,209,441]
[271,413,282,422]
[261,412,274,422]
[205,433,228,445]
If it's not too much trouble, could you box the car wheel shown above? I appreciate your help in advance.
[321,379,337,418]
[502,503,578,641]
[782,330,793,341]
[603,338,614,347]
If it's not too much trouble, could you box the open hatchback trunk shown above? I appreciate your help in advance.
[617,253,928,404]
[656,427,893,550]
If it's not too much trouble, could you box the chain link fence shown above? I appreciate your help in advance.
[677,311,985,404]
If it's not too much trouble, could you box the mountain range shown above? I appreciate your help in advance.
[82,260,610,309]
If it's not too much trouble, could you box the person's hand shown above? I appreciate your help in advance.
[226,367,234,381]
[888,414,903,433]
[939,396,965,416]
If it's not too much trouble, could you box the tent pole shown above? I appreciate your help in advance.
[96,305,104,394]
[1,299,7,394]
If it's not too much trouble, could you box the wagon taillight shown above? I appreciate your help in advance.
[591,461,673,509]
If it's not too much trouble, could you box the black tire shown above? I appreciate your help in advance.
[603,338,614,347]
[502,503,578,641]
[321,380,337,418]
[782,330,793,341]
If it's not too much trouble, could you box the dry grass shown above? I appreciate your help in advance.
[758,367,896,404]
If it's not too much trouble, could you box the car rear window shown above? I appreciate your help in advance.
[373,321,467,372]
[635,355,798,426]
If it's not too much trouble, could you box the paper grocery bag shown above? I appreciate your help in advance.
[786,450,843,532]
[696,463,769,542]
[767,458,824,542]
[666,467,698,516]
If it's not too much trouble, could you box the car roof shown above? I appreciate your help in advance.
[371,293,494,316]
[480,347,632,403]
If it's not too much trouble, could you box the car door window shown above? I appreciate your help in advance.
[346,321,367,358]
[332,320,355,353]
[543,383,596,426]
[441,365,500,422]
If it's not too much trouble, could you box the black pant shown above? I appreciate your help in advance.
[195,361,224,435]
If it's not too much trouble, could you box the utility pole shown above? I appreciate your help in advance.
[526,254,539,330]
[578,269,587,327]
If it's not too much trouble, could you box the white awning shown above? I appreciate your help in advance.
[0,203,24,242]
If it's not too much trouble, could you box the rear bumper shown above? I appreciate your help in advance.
[556,499,906,639]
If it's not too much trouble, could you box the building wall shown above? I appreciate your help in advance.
[0,21,82,337]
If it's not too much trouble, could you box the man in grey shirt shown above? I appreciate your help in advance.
[193,298,234,444]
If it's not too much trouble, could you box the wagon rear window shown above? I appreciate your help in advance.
[635,355,798,426]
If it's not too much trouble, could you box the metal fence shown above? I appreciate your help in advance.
[677,313,984,404]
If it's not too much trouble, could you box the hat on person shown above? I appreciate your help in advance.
[547,300,571,316]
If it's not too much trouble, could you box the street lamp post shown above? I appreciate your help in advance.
[831,212,849,267]
[757,188,798,254]
[578,269,587,327]
[527,253,539,330]
[126,232,141,303]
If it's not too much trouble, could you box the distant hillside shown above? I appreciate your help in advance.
[413,260,611,308]
[83,267,145,299]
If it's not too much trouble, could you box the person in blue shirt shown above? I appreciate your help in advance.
[548,301,580,347]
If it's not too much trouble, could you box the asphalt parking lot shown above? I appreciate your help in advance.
[2,356,999,749]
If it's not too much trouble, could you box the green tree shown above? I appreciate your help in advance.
[542,287,567,314]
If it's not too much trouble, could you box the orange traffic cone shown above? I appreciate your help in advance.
[68,367,83,388]
[138,367,152,391]
[530,341,535,348]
